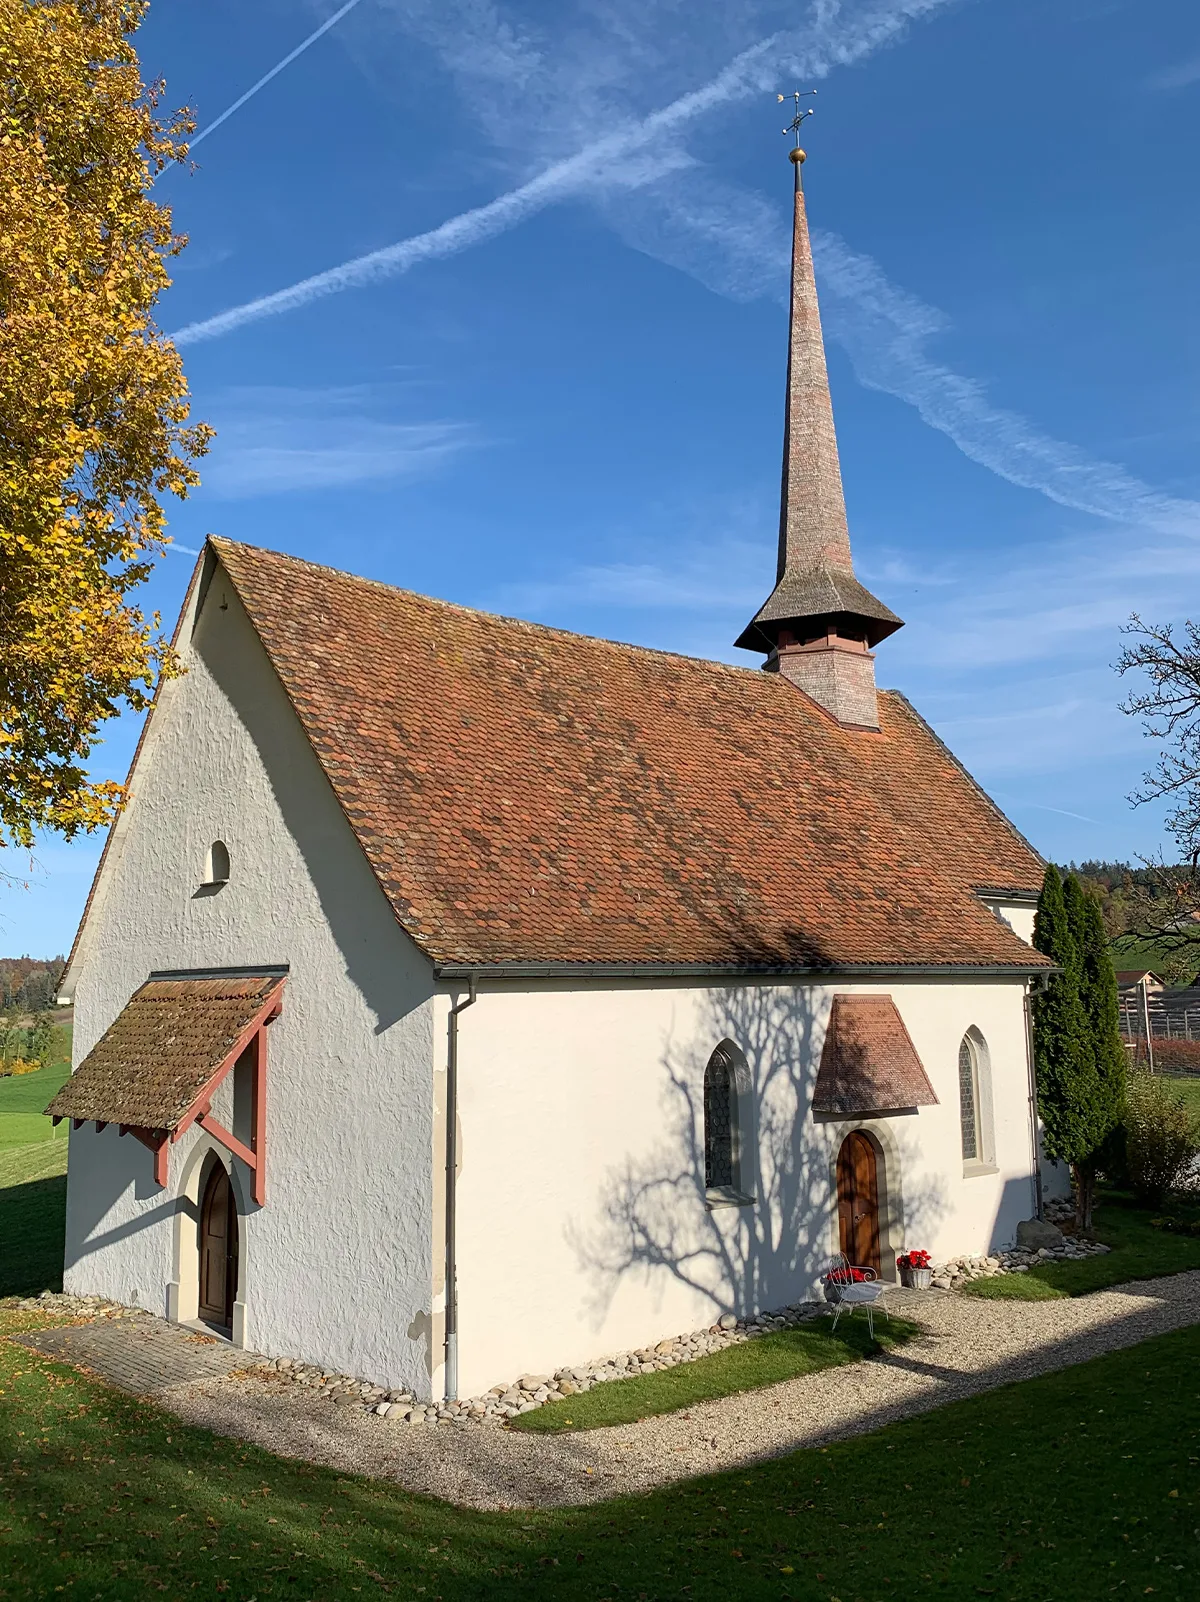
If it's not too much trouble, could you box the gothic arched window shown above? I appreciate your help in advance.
[703,1041,755,1206]
[958,1029,995,1171]
[958,1034,979,1161]
[704,1049,736,1189]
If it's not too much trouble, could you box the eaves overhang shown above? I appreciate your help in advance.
[433,959,1054,983]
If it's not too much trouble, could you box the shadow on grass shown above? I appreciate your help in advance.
[0,1314,1197,1601]
[0,1172,65,1297]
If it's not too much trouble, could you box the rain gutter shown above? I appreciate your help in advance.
[433,961,1054,983]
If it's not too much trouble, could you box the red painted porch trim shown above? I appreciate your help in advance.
[170,988,283,1142]
[71,982,281,1194]
[196,1111,257,1172]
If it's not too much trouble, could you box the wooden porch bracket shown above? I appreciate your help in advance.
[172,1009,273,1205]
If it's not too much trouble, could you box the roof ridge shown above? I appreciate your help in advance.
[209,536,768,683]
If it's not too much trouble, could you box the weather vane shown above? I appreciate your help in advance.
[778,89,816,156]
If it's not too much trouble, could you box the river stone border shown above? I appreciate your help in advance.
[255,1301,832,1426]
[929,1235,1110,1291]
[10,1206,1112,1429]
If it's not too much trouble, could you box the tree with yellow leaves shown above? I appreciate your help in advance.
[0,0,210,851]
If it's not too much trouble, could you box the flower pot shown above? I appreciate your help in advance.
[901,1266,932,1290]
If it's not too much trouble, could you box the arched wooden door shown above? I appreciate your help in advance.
[198,1164,238,1332]
[836,1131,881,1274]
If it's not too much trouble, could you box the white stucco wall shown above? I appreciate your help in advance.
[442,974,1039,1398]
[982,899,1037,946]
[61,565,437,1394]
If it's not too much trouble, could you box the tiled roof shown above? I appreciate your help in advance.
[210,537,1049,972]
[811,995,939,1115]
[46,974,283,1129]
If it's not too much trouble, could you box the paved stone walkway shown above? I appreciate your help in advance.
[17,1313,265,1395]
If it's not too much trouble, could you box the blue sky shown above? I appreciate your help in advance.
[6,0,1200,955]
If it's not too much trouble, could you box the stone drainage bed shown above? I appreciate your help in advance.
[12,1291,830,1426]
[10,1214,1107,1428]
[931,1235,1110,1290]
[255,1302,832,1426]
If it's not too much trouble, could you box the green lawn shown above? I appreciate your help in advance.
[0,1139,67,1299]
[1168,1074,1200,1121]
[0,1303,1196,1600]
[0,1039,72,1153]
[964,1188,1200,1301]
[0,1048,72,1298]
[512,1315,916,1433]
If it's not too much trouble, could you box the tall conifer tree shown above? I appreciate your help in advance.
[1072,884,1127,1225]
[1033,866,1100,1226]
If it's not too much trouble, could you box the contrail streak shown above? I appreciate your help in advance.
[190,0,366,150]
[173,0,950,345]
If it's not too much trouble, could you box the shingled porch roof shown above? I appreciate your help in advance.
[46,973,284,1132]
[812,994,939,1115]
[191,538,1049,975]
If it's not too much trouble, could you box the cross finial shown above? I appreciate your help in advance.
[778,89,816,152]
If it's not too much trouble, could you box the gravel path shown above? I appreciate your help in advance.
[156,1272,1200,1510]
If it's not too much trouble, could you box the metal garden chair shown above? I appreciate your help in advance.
[821,1253,890,1339]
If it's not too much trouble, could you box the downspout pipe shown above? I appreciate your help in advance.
[1024,975,1047,1220]
[444,977,476,1402]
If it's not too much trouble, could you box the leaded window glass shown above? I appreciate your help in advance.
[958,1035,978,1161]
[704,1053,735,1188]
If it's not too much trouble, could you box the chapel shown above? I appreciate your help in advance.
[48,147,1053,1400]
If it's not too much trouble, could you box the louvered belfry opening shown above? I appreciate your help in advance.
[735,148,901,728]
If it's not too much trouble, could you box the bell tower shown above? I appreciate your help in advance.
[735,100,901,729]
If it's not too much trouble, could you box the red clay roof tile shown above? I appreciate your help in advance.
[812,994,939,1114]
[45,973,283,1129]
[210,537,1048,973]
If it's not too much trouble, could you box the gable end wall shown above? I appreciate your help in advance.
[61,567,437,1393]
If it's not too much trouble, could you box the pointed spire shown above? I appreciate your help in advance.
[736,136,901,729]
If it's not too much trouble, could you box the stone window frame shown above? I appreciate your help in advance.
[702,1040,757,1209]
[958,1028,998,1177]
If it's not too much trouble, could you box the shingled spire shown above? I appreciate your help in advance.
[735,136,901,729]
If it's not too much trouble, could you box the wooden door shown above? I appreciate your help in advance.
[198,1165,238,1331]
[836,1131,881,1274]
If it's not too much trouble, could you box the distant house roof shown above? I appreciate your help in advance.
[108,537,1043,977]
[1115,970,1166,988]
[46,973,283,1130]
[811,995,939,1115]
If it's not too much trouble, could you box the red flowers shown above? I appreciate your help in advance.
[824,1266,871,1284]
[897,1249,931,1271]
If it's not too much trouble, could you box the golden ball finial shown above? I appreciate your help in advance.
[789,146,806,165]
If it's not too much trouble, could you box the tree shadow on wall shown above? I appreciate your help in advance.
[569,982,949,1326]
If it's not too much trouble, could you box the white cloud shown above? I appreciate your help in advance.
[1142,53,1200,92]
[600,165,1200,539]
[813,232,1200,537]
[173,0,955,344]
[190,0,368,150]
[199,386,471,498]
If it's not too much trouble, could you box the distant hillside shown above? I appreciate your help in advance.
[1059,862,1200,985]
[0,957,65,1015]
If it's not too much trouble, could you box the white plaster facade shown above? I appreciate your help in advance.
[58,559,1051,1402]
[438,972,1040,1398]
[61,572,437,1395]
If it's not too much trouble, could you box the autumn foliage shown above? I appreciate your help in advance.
[0,0,209,848]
